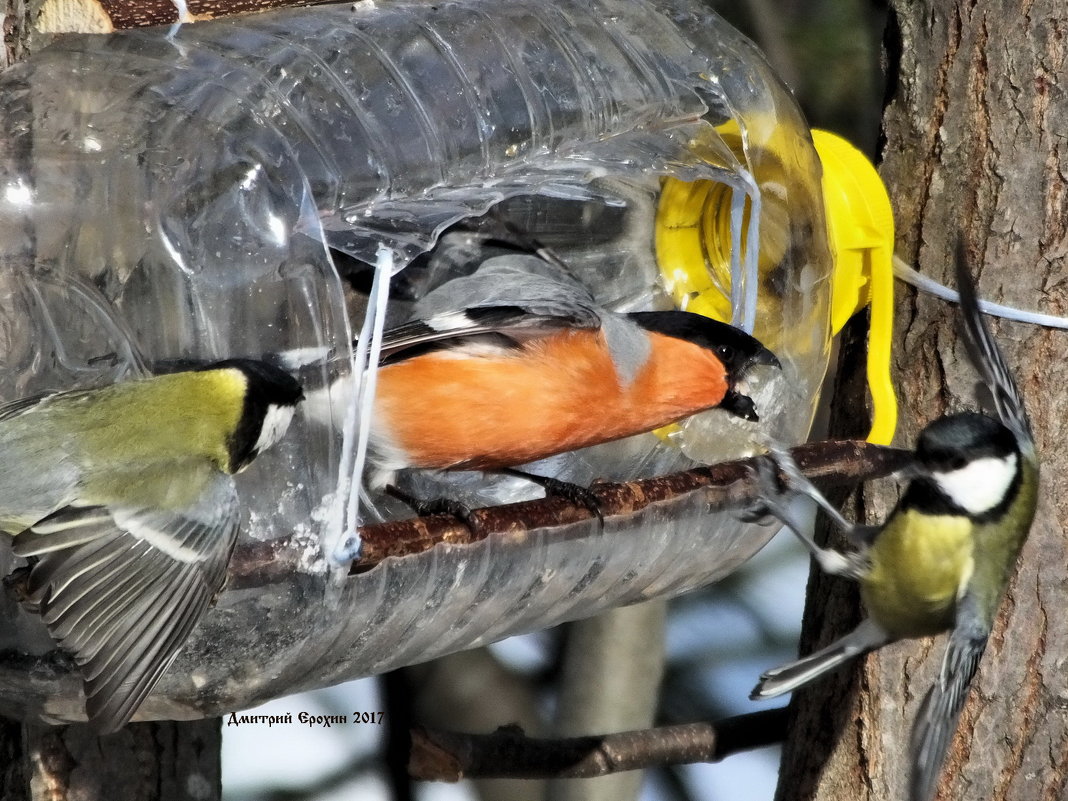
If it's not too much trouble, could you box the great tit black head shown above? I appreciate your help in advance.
[213,358,304,472]
[916,411,1018,466]
[911,412,1021,519]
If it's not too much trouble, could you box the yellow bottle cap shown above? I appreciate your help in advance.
[810,129,897,444]
[653,128,898,445]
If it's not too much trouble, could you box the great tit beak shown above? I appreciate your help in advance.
[892,460,925,482]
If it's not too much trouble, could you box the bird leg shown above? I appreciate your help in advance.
[747,451,871,580]
[765,445,882,546]
[499,468,605,527]
[384,484,481,533]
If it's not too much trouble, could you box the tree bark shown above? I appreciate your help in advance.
[1,721,222,801]
[778,2,1068,799]
[2,0,31,69]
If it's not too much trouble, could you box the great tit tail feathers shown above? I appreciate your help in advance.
[954,244,1034,454]
[909,596,989,801]
[750,618,891,700]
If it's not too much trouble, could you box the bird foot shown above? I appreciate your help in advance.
[503,469,605,527]
[384,484,481,533]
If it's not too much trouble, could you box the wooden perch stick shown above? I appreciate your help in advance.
[225,439,911,586]
[349,440,910,571]
[409,708,789,781]
[36,0,339,34]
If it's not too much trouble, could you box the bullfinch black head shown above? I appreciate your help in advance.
[628,310,780,421]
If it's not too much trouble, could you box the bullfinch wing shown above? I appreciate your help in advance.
[379,254,605,361]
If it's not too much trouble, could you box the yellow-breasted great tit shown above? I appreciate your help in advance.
[1,358,303,732]
[748,246,1038,801]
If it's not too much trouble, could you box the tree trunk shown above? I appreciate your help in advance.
[778,2,1068,799]
[2,0,31,70]
[9,722,222,801]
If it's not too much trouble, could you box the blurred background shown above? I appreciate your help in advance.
[222,2,888,799]
[223,534,810,801]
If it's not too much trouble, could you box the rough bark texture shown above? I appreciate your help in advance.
[0,720,222,801]
[778,2,1068,800]
[22,722,222,801]
[34,0,341,33]
[2,0,32,69]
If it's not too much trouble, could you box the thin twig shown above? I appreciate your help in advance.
[409,708,789,781]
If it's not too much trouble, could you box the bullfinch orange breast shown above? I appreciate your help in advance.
[368,255,780,476]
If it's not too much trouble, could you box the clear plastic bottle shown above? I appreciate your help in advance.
[0,0,832,723]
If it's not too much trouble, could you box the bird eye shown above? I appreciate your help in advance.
[948,456,968,470]
[716,344,735,362]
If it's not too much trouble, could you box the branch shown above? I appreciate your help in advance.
[35,0,340,33]
[349,440,909,572]
[409,708,789,781]
[226,439,911,585]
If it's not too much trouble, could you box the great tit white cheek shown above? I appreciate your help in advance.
[932,453,1018,515]
[254,403,297,455]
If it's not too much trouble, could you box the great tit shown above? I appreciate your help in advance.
[1,358,303,732]
[748,246,1038,801]
[366,253,780,479]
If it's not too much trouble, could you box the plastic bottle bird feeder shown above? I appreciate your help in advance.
[0,0,836,725]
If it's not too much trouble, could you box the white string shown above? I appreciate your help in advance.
[166,0,188,40]
[331,244,393,563]
[893,255,1068,329]
[741,183,762,333]
[727,186,751,332]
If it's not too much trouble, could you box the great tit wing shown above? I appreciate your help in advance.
[909,592,989,801]
[12,470,239,733]
[954,245,1034,453]
[0,388,88,422]
[0,394,49,422]
[380,254,602,361]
